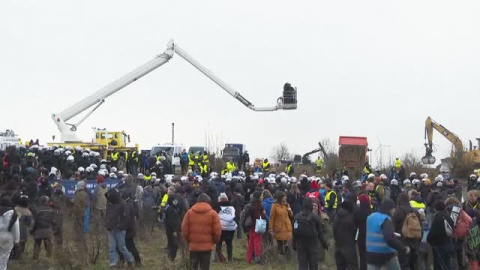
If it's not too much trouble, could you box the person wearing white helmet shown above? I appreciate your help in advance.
[468,174,478,191]
[109,172,117,179]
[66,155,74,162]
[78,167,85,173]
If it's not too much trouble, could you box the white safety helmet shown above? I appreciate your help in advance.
[268,177,276,184]
[100,159,107,163]
[391,179,399,186]
[109,173,117,178]
[98,170,107,176]
[470,174,477,179]
[137,173,144,179]
[118,171,124,176]
[82,152,90,158]
[410,172,417,177]
[111,167,117,173]
[420,173,428,179]
[65,146,72,150]
[380,174,388,180]
[341,175,350,181]
[85,148,91,153]
[78,167,85,173]
[165,174,173,185]
[279,172,287,177]
[75,146,82,152]
[281,177,288,184]
[224,173,232,179]
[269,174,276,179]
[54,149,61,156]
[89,152,96,157]
[196,175,203,182]
[291,177,297,183]
[65,151,72,156]
[66,155,74,161]
[435,175,444,182]
[403,179,411,185]
[50,167,58,176]
[251,175,259,181]
[226,177,232,182]
[238,171,246,177]
[353,180,362,187]
[100,164,106,170]
[412,179,421,186]
[86,166,94,173]
[151,172,157,177]
[90,164,98,169]
[210,172,219,178]
[368,173,375,179]
[180,176,188,183]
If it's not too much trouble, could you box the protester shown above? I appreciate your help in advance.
[427,201,454,270]
[216,193,237,263]
[0,196,19,268]
[105,188,135,269]
[164,194,182,261]
[354,194,373,270]
[32,196,55,260]
[246,191,266,264]
[11,196,32,260]
[293,198,326,270]
[269,191,293,257]
[181,193,222,270]
[366,199,408,269]
[72,180,89,240]
[333,201,358,270]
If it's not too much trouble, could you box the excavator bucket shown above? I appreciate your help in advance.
[421,154,436,165]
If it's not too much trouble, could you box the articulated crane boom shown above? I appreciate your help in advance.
[422,116,475,165]
[52,40,298,142]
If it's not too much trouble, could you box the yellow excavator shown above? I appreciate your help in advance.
[421,116,480,166]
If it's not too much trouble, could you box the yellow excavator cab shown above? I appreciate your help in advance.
[95,131,130,147]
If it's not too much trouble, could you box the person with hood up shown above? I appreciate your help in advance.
[164,194,182,261]
[333,201,359,270]
[212,177,226,195]
[231,186,245,240]
[32,196,55,260]
[393,193,422,270]
[142,186,158,233]
[427,200,454,270]
[0,196,19,268]
[72,180,89,240]
[105,188,135,269]
[269,191,293,257]
[215,193,237,263]
[92,175,108,221]
[182,193,222,270]
[366,199,408,269]
[355,194,373,270]
[117,189,141,267]
[293,198,326,270]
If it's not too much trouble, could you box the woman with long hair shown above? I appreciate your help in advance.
[288,183,302,216]
[246,191,266,264]
[269,191,293,257]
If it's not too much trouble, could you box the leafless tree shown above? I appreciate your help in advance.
[204,130,224,156]
[271,142,291,161]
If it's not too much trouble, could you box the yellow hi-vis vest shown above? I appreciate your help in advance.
[227,162,236,173]
[262,162,270,171]
[189,154,195,166]
[325,190,338,209]
[395,159,402,168]
[316,158,323,168]
[410,200,426,209]
[203,155,209,164]
[111,152,119,161]
[159,194,169,212]
[285,164,292,174]
[363,166,371,174]
[144,175,152,181]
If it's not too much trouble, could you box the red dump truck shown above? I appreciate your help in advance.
[339,136,369,168]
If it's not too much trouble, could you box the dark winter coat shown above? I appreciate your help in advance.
[105,189,128,231]
[393,205,422,249]
[333,203,357,256]
[32,205,55,240]
[125,200,139,238]
[287,193,303,216]
[164,195,182,233]
[427,210,454,251]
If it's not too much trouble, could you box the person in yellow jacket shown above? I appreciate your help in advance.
[285,162,294,177]
[158,187,175,219]
[395,158,402,169]
[262,158,270,173]
[325,183,338,220]
[315,156,323,173]
[226,160,236,173]
[408,190,426,209]
[188,152,195,168]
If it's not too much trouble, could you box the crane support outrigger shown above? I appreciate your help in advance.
[52,40,298,142]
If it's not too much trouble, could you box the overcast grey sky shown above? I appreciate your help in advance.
[1,0,479,167]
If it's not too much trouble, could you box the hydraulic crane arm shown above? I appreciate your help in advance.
[52,40,297,142]
[303,142,328,161]
[422,116,464,164]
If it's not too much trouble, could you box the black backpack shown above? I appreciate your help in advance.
[293,213,317,238]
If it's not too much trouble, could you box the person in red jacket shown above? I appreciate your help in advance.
[182,193,222,270]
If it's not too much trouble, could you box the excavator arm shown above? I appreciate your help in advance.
[52,40,298,142]
[303,142,328,161]
[422,116,464,164]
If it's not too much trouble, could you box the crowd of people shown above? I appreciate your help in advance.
[1,145,480,270]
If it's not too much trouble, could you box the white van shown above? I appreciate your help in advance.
[150,143,184,169]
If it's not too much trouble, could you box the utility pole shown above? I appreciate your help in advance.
[172,123,175,144]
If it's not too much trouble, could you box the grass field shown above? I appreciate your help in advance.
[7,220,337,270]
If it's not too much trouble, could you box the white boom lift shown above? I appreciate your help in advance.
[52,40,298,142]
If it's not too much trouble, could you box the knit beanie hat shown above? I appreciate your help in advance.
[197,193,212,203]
[218,193,228,202]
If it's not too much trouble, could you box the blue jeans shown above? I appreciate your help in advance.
[108,230,133,265]
[367,255,400,270]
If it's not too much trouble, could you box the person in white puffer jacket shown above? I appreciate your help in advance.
[0,196,20,270]
[216,193,237,263]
